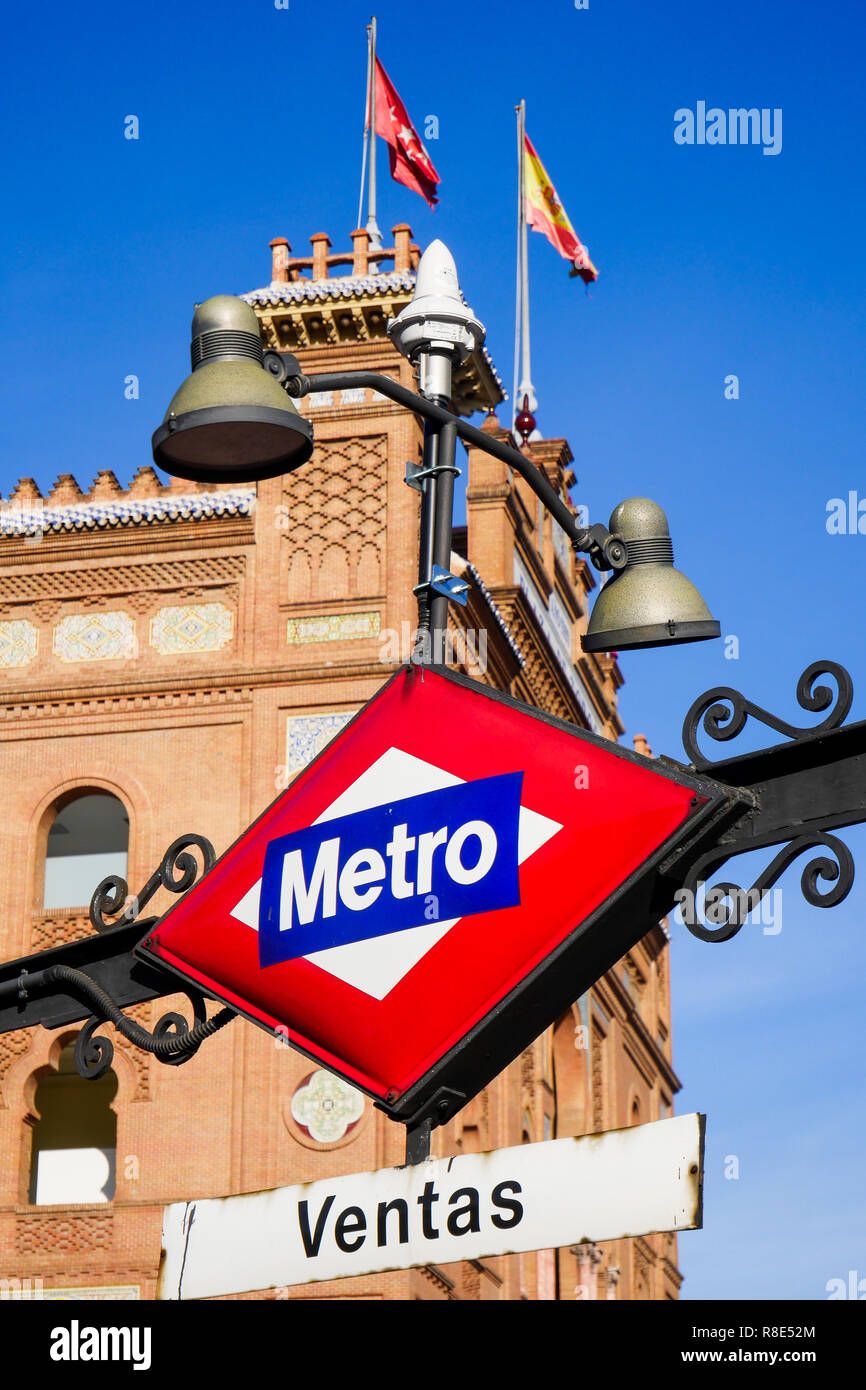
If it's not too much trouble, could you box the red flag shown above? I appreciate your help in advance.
[374,58,440,208]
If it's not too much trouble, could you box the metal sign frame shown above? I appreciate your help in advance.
[2,659,862,1158]
[133,664,743,1129]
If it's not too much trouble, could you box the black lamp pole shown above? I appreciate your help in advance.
[6,249,863,1172]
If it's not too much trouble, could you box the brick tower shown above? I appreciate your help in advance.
[0,225,683,1300]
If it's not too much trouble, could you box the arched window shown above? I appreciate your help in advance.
[29,1044,117,1205]
[43,792,128,911]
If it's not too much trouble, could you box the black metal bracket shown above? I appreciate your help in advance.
[0,834,236,1078]
[262,350,303,386]
[676,661,866,940]
[3,658,866,1128]
[404,1117,433,1166]
[405,458,461,491]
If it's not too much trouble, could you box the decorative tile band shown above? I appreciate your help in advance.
[287,611,381,645]
[286,710,356,772]
[243,270,416,307]
[0,489,255,538]
[150,603,233,655]
[53,611,136,664]
[0,620,38,668]
[38,1286,140,1301]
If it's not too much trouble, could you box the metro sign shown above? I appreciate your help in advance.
[257,771,523,967]
[138,665,726,1126]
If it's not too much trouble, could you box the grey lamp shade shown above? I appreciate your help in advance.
[582,499,720,653]
[152,296,313,483]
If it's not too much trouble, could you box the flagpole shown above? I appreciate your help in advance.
[366,15,383,249]
[517,101,537,425]
[357,21,373,232]
[512,101,523,443]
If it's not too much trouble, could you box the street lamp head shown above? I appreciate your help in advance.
[582,498,720,653]
[388,240,485,368]
[151,295,313,483]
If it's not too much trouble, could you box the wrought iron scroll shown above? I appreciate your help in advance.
[89,833,217,933]
[67,971,234,1080]
[681,661,853,770]
[677,661,859,942]
[66,832,232,1078]
[676,831,855,944]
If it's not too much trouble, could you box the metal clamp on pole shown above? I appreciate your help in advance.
[410,408,463,661]
[404,458,461,491]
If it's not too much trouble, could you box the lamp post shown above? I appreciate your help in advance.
[151,239,720,655]
[9,238,866,1175]
[385,240,482,661]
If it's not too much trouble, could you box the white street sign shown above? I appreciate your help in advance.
[158,1112,703,1300]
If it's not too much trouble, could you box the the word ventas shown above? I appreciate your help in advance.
[158,1115,704,1300]
[298,1178,522,1257]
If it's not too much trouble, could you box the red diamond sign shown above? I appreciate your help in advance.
[138,666,722,1125]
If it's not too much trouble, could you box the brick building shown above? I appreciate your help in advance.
[0,225,682,1300]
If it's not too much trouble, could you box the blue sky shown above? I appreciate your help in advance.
[3,0,865,1299]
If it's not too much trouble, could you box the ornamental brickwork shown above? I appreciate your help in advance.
[0,226,683,1300]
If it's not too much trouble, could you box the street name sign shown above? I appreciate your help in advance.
[138,665,728,1125]
[158,1113,704,1300]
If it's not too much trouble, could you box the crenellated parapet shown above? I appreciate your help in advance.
[0,465,253,537]
[243,225,505,419]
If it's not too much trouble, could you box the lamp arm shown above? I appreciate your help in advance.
[264,358,625,571]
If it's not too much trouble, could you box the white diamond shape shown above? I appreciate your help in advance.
[230,748,561,1001]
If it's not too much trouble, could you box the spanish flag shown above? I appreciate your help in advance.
[524,135,598,284]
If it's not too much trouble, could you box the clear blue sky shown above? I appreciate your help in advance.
[3,0,865,1300]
